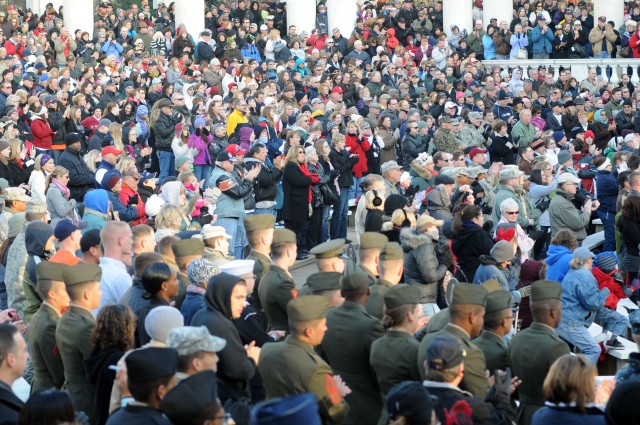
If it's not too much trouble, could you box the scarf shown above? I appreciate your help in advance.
[186,284,206,295]
[51,177,71,200]
[299,162,315,202]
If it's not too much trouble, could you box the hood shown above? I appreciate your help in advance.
[510,68,522,81]
[545,244,572,266]
[400,227,434,251]
[26,221,54,257]
[592,266,613,284]
[295,57,306,68]
[84,347,122,384]
[426,185,450,208]
[387,28,396,37]
[479,254,499,265]
[84,189,110,214]
[239,126,254,144]
[410,159,432,180]
[203,272,243,319]
[593,108,607,124]
[520,259,543,285]
[162,181,183,205]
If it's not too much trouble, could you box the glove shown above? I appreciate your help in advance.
[201,128,210,136]
[127,194,139,206]
[518,285,532,298]
[482,204,492,215]
[612,272,625,285]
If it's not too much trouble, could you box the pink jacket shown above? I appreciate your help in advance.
[188,133,213,166]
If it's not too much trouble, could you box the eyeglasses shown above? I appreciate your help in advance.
[506,211,519,215]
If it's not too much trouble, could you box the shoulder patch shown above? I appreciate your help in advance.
[325,374,342,404]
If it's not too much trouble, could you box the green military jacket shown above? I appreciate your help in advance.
[259,336,349,424]
[28,302,65,393]
[433,128,459,154]
[364,279,393,319]
[319,301,384,425]
[55,304,96,420]
[247,250,271,313]
[508,322,570,425]
[258,265,296,332]
[359,265,377,287]
[425,308,450,334]
[23,274,43,323]
[418,324,489,398]
[473,330,510,375]
[370,330,422,397]
[204,247,234,267]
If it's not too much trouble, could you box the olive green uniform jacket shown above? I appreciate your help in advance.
[473,331,510,375]
[370,330,422,396]
[364,279,394,319]
[28,302,65,393]
[247,249,271,314]
[258,265,296,332]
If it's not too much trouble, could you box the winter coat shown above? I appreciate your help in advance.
[473,255,521,303]
[84,347,124,425]
[209,166,254,219]
[59,147,96,202]
[490,132,516,164]
[46,184,77,228]
[152,112,180,151]
[108,191,138,223]
[509,32,529,57]
[401,133,424,167]
[345,133,370,178]
[188,133,213,166]
[592,266,627,311]
[451,222,495,282]
[531,25,555,54]
[531,405,605,425]
[30,116,54,150]
[493,29,512,56]
[82,189,110,233]
[549,189,590,241]
[545,244,573,282]
[595,170,618,214]
[400,228,450,303]
[426,185,453,221]
[378,128,398,165]
[588,24,618,56]
[560,267,609,327]
[244,157,281,203]
[282,161,316,224]
[329,147,358,188]
[119,183,146,226]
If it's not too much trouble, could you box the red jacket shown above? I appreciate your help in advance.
[30,117,54,149]
[4,39,24,58]
[629,32,640,58]
[592,266,626,310]
[119,183,147,226]
[345,133,370,177]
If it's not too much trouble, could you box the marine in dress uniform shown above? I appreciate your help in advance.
[365,242,404,319]
[28,262,68,393]
[473,289,512,374]
[55,263,102,420]
[258,295,349,424]
[318,262,385,425]
[172,238,205,310]
[299,239,349,304]
[358,233,389,287]
[508,280,570,425]
[161,370,220,424]
[244,214,276,323]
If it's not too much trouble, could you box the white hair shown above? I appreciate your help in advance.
[499,198,519,214]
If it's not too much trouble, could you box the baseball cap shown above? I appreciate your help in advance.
[216,151,236,162]
[444,101,456,109]
[573,246,595,261]
[54,219,88,241]
[225,144,246,156]
[102,146,123,156]
[332,86,344,94]
[557,172,581,184]
[426,334,466,371]
[469,147,487,159]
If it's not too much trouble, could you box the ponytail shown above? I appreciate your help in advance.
[452,204,482,233]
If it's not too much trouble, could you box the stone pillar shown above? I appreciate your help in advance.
[443,0,473,35]
[62,0,93,35]
[594,0,624,30]
[26,0,42,15]
[483,0,513,30]
[288,0,316,35]
[175,0,205,39]
[327,0,357,38]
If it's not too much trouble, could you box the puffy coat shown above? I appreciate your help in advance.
[329,147,358,189]
[30,116,54,150]
[401,133,424,168]
[400,228,450,303]
[153,112,181,151]
[119,183,146,225]
[345,133,370,178]
[244,157,281,203]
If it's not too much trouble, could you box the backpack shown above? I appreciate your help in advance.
[275,45,292,62]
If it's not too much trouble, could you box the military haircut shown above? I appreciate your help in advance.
[271,241,296,260]
[246,227,270,246]
[134,252,164,276]
[25,212,47,222]
[531,298,561,322]
[65,280,99,303]
[483,307,511,331]
[128,374,175,404]
[288,318,323,337]
[36,279,57,299]
[176,350,208,373]
[358,247,380,263]
[0,323,18,364]
[202,236,225,249]
[342,285,368,301]
[158,235,180,257]
[132,224,154,242]
[449,303,485,322]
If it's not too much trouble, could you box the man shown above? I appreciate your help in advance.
[131,224,156,255]
[418,283,490,397]
[472,289,512,374]
[511,109,540,147]
[604,87,624,119]
[244,214,275,325]
[366,242,404,319]
[458,111,488,150]
[244,143,283,216]
[354,174,386,243]
[259,296,349,424]
[226,98,249,138]
[299,239,348,301]
[381,161,405,196]
[259,229,298,332]
[201,224,233,266]
[120,167,146,226]
[80,229,102,265]
[0,324,26,423]
[56,263,102,421]
[98,222,133,311]
[517,146,535,176]
[358,232,389,287]
[59,133,95,202]
[160,370,220,425]
[492,168,531,231]
[28,261,69,393]
[531,15,554,59]
[96,145,123,188]
[509,280,570,425]
[120,252,163,319]
[548,172,595,242]
[401,120,424,168]
[87,118,111,152]
[172,238,205,310]
[49,219,86,265]
[0,187,28,245]
[319,262,384,425]
[195,29,215,63]
[433,115,458,154]
[469,147,488,168]
[167,326,226,381]
[105,348,177,425]
[589,16,618,58]
[422,334,515,425]
[153,99,183,180]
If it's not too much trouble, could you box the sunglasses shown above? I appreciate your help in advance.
[506,211,519,215]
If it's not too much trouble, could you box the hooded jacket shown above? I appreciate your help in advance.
[191,273,255,399]
[84,346,123,425]
[400,228,450,303]
[451,222,495,282]
[24,222,54,321]
[83,189,110,232]
[545,243,573,282]
[473,255,521,304]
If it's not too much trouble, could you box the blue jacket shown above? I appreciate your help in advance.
[560,267,609,327]
[531,25,555,54]
[545,244,573,282]
[95,160,119,188]
[595,170,618,214]
[482,34,496,60]
[509,33,529,57]
[108,191,138,223]
[181,292,204,326]
[101,40,124,56]
[473,256,521,303]
[82,189,110,233]
[532,405,606,425]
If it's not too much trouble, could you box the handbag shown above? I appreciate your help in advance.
[572,43,586,58]
[518,48,528,59]
[319,182,338,206]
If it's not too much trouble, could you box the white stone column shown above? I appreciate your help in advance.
[62,0,93,36]
[175,0,205,39]
[26,0,42,15]
[328,0,357,38]
[444,0,473,35]
[594,0,624,30]
[483,0,513,30]
[288,0,317,35]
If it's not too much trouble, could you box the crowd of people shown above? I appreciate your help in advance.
[1,0,640,424]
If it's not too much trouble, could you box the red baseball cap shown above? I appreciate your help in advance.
[102,146,123,156]
[332,86,343,94]
[225,144,246,156]
[468,147,487,159]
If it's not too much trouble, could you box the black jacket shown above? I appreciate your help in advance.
[7,161,30,187]
[402,132,424,168]
[282,161,314,224]
[0,381,23,425]
[329,147,358,188]
[490,133,517,165]
[84,347,124,425]
[451,222,495,282]
[153,112,181,151]
[137,296,171,346]
[197,40,215,63]
[244,157,281,203]
[59,148,95,202]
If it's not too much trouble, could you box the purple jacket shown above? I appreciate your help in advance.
[188,133,213,166]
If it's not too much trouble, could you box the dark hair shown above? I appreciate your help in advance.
[530,169,544,185]
[133,252,163,276]
[627,154,640,171]
[381,304,415,329]
[618,170,632,189]
[248,142,266,157]
[0,323,17,364]
[18,390,76,425]
[141,262,173,296]
[620,195,640,229]
[451,205,482,233]
[92,304,136,352]
[129,375,174,403]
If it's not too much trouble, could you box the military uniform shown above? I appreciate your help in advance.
[244,214,276,317]
[319,263,384,425]
[365,278,393,319]
[28,302,65,393]
[358,233,388,287]
[433,127,459,154]
[258,296,349,424]
[299,272,342,297]
[473,289,512,374]
[508,280,570,425]
[259,265,297,332]
[172,238,205,310]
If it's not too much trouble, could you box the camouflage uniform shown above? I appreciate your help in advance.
[433,128,459,154]
[6,233,28,317]
[458,124,487,150]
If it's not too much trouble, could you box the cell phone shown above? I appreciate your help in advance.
[609,118,614,124]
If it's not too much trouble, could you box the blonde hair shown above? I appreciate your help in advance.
[109,122,124,153]
[286,144,304,163]
[33,153,51,172]
[116,156,136,173]
[365,190,384,210]
[83,149,102,172]
[331,133,345,147]
[155,203,184,232]
[543,354,596,412]
[8,138,21,162]
[45,165,69,194]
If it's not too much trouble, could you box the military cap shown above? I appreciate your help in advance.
[62,263,102,286]
[219,259,255,277]
[426,334,466,370]
[172,238,205,258]
[306,272,342,293]
[451,283,488,306]
[359,232,389,250]
[340,261,369,291]
[166,326,227,355]
[309,239,347,259]
[161,370,219,424]
[530,280,563,302]
[380,242,404,261]
[499,168,523,181]
[287,295,331,321]
[272,228,297,244]
[485,290,512,314]
[125,347,178,383]
[480,278,502,293]
[251,393,322,425]
[384,284,420,309]
[36,262,67,282]
[4,187,29,202]
[629,309,640,335]
[25,200,47,214]
[7,212,26,239]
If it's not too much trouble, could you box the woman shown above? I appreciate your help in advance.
[137,262,180,346]
[496,198,535,261]
[594,157,618,252]
[101,172,138,224]
[84,304,136,425]
[451,205,494,283]
[28,154,54,203]
[306,145,327,251]
[516,259,547,330]
[549,172,595,244]
[556,248,610,365]
[589,109,617,151]
[0,139,10,181]
[329,134,359,240]
[401,214,452,305]
[82,189,111,232]
[154,203,188,242]
[345,120,370,198]
[618,195,640,283]
[483,25,497,60]
[30,107,54,155]
[378,115,398,166]
[531,354,605,425]
[510,25,529,59]
[189,116,213,189]
[282,145,319,259]
[529,164,558,259]
[490,120,517,164]
[180,258,219,326]
[45,166,77,228]
[7,138,32,188]
[545,229,578,282]
[18,390,78,425]
[161,180,195,228]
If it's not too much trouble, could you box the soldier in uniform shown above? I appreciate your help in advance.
[28,262,69,393]
[616,310,640,383]
[200,224,234,267]
[55,263,102,421]
[509,280,570,425]
[418,283,490,397]
[258,228,298,332]
[365,242,404,319]
[319,262,385,425]
[299,239,348,301]
[358,232,389,286]
[171,238,205,309]
[473,289,512,374]
[303,273,344,307]
[433,115,459,154]
[244,214,276,325]
[258,295,350,424]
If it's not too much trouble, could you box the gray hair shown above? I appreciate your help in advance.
[499,198,519,214]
